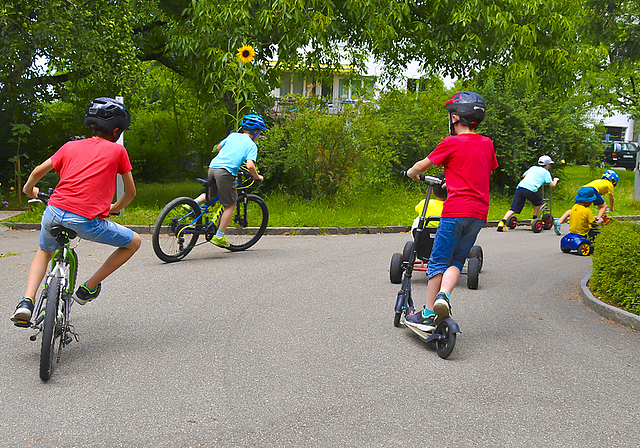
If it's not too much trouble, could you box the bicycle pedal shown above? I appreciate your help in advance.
[13,320,31,328]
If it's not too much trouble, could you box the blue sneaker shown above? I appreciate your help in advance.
[433,292,451,325]
[405,308,436,332]
[554,218,561,236]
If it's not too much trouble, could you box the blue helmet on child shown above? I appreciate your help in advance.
[240,114,267,131]
[602,169,619,187]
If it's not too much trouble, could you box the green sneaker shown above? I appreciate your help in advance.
[211,235,230,248]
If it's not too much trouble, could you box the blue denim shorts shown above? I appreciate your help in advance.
[39,205,134,253]
[427,217,484,278]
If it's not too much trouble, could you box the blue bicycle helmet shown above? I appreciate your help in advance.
[602,169,619,187]
[84,97,131,140]
[240,114,267,131]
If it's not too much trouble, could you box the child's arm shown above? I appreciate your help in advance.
[558,208,571,224]
[246,159,264,182]
[406,157,434,180]
[110,171,136,214]
[22,158,54,198]
[549,177,560,187]
[608,193,614,212]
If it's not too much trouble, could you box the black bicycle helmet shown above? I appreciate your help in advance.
[240,114,267,131]
[84,97,131,139]
[443,91,486,134]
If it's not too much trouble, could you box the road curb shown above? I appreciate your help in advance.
[580,272,640,330]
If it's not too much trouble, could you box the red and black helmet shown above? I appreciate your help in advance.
[443,91,486,133]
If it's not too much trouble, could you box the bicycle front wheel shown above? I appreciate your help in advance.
[227,194,269,252]
[40,276,60,381]
[152,197,202,262]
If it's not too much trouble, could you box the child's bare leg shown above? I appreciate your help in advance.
[218,205,236,232]
[427,266,461,310]
[194,193,206,204]
[84,233,141,290]
[533,205,542,217]
[502,210,515,221]
[24,249,54,299]
[558,209,571,224]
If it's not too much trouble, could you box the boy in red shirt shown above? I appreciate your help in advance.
[405,91,498,331]
[11,98,142,324]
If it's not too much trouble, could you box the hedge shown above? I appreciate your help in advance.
[590,221,640,316]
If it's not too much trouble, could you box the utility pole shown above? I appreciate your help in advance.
[115,96,125,215]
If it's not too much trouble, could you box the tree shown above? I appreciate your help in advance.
[579,0,640,119]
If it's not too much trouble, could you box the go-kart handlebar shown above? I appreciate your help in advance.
[401,170,443,186]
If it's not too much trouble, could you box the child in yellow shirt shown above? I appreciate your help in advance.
[567,187,600,241]
[411,172,447,232]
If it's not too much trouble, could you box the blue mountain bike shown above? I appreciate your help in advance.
[151,167,269,262]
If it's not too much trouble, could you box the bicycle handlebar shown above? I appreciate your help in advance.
[401,170,443,186]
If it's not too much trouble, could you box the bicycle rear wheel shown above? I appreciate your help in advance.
[40,276,60,381]
[152,197,202,262]
[227,194,269,252]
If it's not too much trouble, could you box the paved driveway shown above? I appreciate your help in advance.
[1,226,638,447]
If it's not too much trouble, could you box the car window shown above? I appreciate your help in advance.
[621,142,637,151]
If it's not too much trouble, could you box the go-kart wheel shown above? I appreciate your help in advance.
[578,242,593,256]
[469,245,483,272]
[532,218,543,233]
[542,213,553,230]
[402,240,413,262]
[390,252,404,284]
[467,257,480,290]
[434,320,457,359]
[507,216,517,229]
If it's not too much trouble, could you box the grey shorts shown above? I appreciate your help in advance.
[208,168,237,206]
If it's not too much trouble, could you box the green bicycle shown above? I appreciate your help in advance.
[15,190,79,381]
[151,167,269,262]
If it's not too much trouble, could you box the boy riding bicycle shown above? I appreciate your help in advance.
[190,114,266,248]
[405,91,498,331]
[11,97,141,324]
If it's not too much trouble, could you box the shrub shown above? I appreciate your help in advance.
[590,221,640,315]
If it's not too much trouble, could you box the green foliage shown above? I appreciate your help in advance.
[260,102,366,199]
[590,221,640,316]
[468,69,601,193]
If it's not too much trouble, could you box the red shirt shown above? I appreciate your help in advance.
[49,138,133,219]
[427,133,498,221]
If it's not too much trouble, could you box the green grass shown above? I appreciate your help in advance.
[3,165,640,226]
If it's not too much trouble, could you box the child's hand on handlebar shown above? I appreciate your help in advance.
[23,185,40,199]
[254,174,264,183]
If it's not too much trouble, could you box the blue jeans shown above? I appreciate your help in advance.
[427,217,484,279]
[39,205,134,253]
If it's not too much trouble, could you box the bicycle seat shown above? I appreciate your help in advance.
[197,178,215,188]
[50,225,77,241]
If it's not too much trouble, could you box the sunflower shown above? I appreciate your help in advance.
[236,44,255,64]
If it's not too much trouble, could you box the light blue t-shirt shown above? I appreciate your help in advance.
[517,166,552,192]
[209,132,258,175]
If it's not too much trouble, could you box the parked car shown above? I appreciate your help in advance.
[603,141,638,169]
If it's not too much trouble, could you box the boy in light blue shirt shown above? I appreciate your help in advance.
[497,155,559,231]
[191,114,266,247]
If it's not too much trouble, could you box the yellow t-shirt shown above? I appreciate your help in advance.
[414,198,444,228]
[569,203,595,236]
[584,179,614,196]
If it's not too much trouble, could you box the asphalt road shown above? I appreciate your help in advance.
[1,225,638,447]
